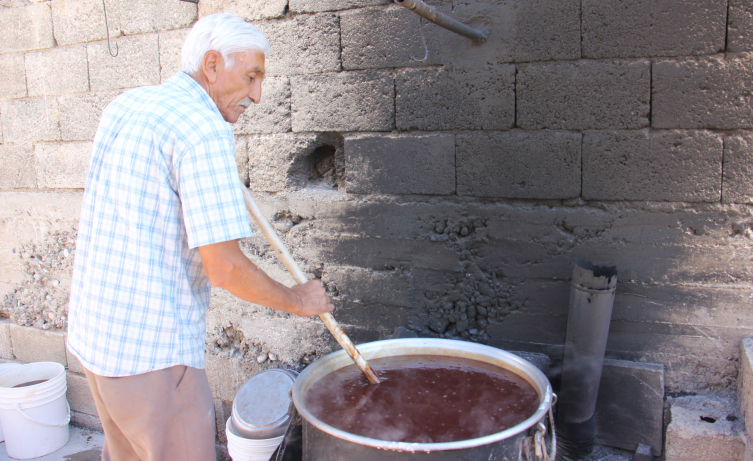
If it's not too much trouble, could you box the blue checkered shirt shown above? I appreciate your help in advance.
[67,72,253,377]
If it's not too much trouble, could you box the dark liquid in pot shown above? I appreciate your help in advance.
[12,379,48,388]
[304,355,540,443]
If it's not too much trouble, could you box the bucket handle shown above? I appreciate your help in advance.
[14,400,71,427]
[534,393,557,461]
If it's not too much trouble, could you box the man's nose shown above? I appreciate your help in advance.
[249,81,262,104]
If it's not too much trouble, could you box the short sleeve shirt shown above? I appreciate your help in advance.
[67,72,253,377]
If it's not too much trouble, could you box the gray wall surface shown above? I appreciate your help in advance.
[1,0,752,435]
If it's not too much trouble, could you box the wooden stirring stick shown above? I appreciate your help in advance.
[241,187,382,385]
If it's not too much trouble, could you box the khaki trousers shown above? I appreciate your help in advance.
[84,365,217,461]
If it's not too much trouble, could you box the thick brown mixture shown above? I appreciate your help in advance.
[12,379,48,388]
[304,355,539,443]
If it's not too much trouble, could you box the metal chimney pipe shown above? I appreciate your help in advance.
[556,260,617,460]
[394,0,487,41]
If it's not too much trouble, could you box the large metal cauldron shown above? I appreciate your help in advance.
[292,338,556,461]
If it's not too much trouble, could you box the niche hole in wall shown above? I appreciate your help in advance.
[308,144,338,189]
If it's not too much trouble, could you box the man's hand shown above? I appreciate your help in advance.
[290,280,334,317]
[198,240,334,317]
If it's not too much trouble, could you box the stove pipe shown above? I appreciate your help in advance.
[556,260,617,460]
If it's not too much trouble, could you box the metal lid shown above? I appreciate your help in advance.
[231,369,298,439]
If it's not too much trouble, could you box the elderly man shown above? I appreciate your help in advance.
[66,13,333,461]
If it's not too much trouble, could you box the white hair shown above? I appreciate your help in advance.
[181,13,270,74]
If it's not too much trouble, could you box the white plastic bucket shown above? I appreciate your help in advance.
[0,363,23,443]
[0,362,70,459]
[226,418,284,461]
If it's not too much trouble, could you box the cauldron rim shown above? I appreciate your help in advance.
[292,338,553,453]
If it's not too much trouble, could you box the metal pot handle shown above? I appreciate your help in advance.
[534,393,557,461]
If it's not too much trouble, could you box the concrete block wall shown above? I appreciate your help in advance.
[2,0,753,442]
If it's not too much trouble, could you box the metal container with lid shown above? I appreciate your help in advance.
[231,368,299,440]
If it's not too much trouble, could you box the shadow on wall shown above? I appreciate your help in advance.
[266,196,753,394]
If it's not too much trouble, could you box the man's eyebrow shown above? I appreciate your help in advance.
[248,67,265,77]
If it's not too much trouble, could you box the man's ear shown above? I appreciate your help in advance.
[201,51,221,84]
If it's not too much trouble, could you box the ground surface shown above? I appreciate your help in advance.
[0,426,104,461]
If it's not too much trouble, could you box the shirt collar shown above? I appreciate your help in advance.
[167,71,224,120]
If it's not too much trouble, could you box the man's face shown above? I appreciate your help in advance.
[212,50,265,124]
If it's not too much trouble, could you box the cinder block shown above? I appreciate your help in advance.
[198,0,287,21]
[739,338,753,436]
[109,0,196,35]
[344,133,455,195]
[257,14,341,77]
[9,323,67,365]
[728,0,753,52]
[0,97,60,143]
[396,66,515,131]
[66,345,86,374]
[0,3,54,54]
[508,351,551,374]
[158,28,190,83]
[0,320,13,360]
[723,135,753,203]
[291,72,394,132]
[66,371,97,416]
[25,45,89,97]
[341,5,441,70]
[290,0,390,13]
[58,90,121,141]
[233,77,291,135]
[653,55,753,130]
[0,54,27,101]
[456,131,581,199]
[594,359,664,456]
[235,137,249,187]
[435,0,580,66]
[665,394,745,461]
[0,144,37,189]
[582,130,723,202]
[51,0,112,46]
[87,34,160,91]
[35,142,92,189]
[582,0,726,58]
[247,133,336,191]
[517,60,650,130]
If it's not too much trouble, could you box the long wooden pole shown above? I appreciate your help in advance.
[241,187,381,384]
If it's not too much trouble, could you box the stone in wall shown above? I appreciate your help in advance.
[0,97,61,143]
[87,34,161,92]
[291,72,394,132]
[653,54,753,130]
[25,45,90,97]
[0,3,54,54]
[198,0,287,21]
[582,0,727,58]
[396,66,515,131]
[235,138,249,187]
[34,142,92,189]
[51,0,112,46]
[723,135,753,203]
[159,28,191,83]
[582,130,722,202]
[289,0,390,13]
[456,130,581,199]
[257,14,341,77]
[58,90,122,142]
[344,133,455,195]
[247,133,343,192]
[340,5,441,70]
[234,77,291,135]
[0,145,36,189]
[728,0,753,52]
[108,0,196,35]
[0,54,27,101]
[434,0,580,66]
[517,60,651,130]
